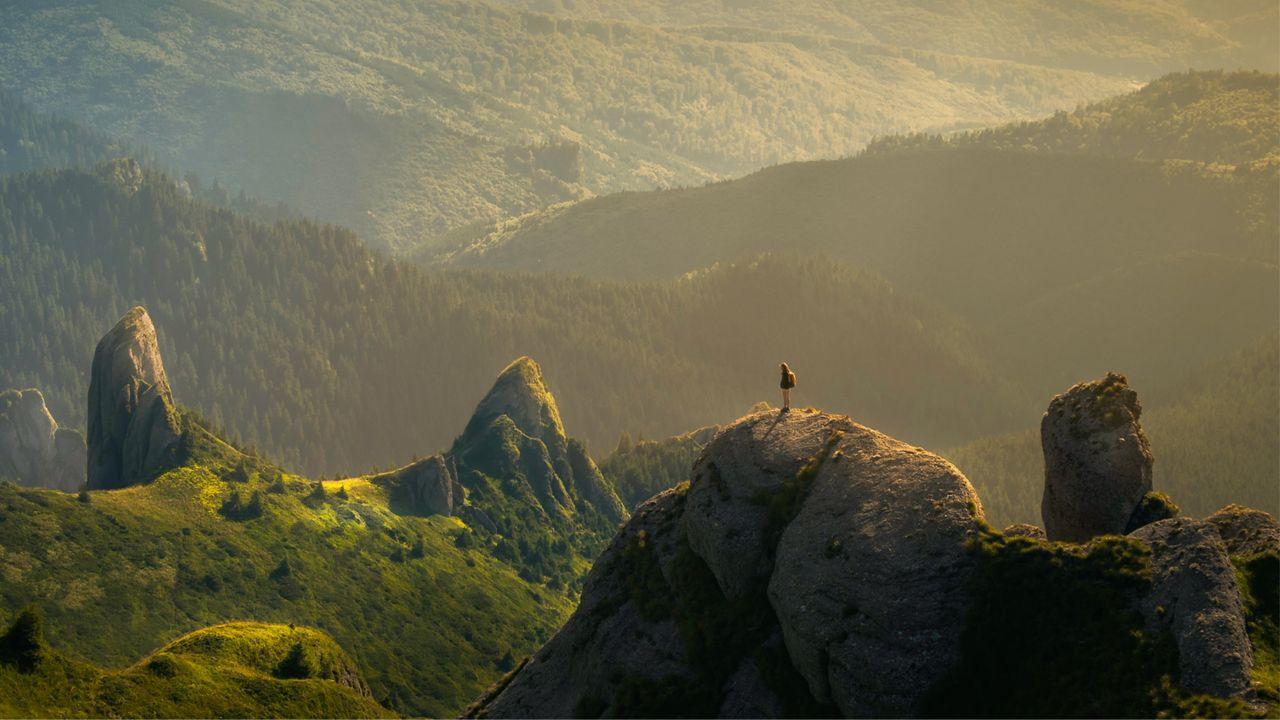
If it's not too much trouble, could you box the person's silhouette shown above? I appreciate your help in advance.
[779,362,796,411]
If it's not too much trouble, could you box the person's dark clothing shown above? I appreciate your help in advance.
[780,369,796,390]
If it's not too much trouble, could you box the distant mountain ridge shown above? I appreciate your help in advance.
[5,0,1255,251]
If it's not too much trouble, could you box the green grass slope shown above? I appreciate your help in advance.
[0,0,1178,251]
[0,449,573,716]
[0,613,391,719]
[946,335,1280,527]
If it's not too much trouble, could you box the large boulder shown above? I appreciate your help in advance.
[1205,504,1280,556]
[684,410,857,599]
[0,388,86,491]
[473,409,986,718]
[1041,372,1153,542]
[86,307,183,489]
[371,454,460,516]
[1129,518,1254,698]
[766,414,986,716]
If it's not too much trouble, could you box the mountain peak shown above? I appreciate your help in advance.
[465,356,566,449]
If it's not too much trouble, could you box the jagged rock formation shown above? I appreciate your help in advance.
[1041,372,1153,542]
[0,388,86,491]
[1002,523,1047,540]
[451,357,626,524]
[1205,504,1280,556]
[469,409,986,718]
[1130,518,1254,698]
[86,307,183,489]
[371,454,463,516]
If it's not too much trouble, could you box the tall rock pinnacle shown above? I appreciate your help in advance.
[86,307,183,489]
[0,388,86,491]
[1040,372,1153,542]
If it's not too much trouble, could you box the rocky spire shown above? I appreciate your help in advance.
[86,307,182,489]
[1040,372,1153,542]
[453,356,625,523]
[0,388,86,491]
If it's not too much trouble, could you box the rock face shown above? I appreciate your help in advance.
[466,488,694,719]
[766,415,985,715]
[452,357,626,523]
[86,307,183,490]
[0,388,86,491]
[1205,504,1280,556]
[1129,518,1254,698]
[470,409,986,718]
[371,454,461,516]
[1041,372,1153,542]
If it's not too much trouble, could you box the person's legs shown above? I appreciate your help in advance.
[783,388,790,410]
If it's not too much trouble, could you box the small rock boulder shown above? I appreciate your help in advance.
[1041,372,1153,542]
[1002,523,1047,540]
[86,307,183,489]
[1205,504,1280,556]
[683,409,857,599]
[371,455,459,516]
[766,417,986,716]
[1129,517,1253,698]
[1124,491,1180,533]
[0,388,86,491]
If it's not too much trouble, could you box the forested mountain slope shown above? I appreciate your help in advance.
[948,335,1280,527]
[497,0,1279,76]
[0,0,1202,252]
[433,72,1279,405]
[0,161,1020,476]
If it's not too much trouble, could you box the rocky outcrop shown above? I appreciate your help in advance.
[371,454,462,516]
[452,357,626,523]
[766,415,985,715]
[470,409,986,718]
[1129,518,1254,698]
[468,487,694,719]
[685,411,856,599]
[1205,504,1280,556]
[1041,372,1153,542]
[1124,491,1180,533]
[86,307,183,489]
[0,388,86,491]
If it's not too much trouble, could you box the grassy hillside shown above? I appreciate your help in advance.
[0,0,1194,252]
[0,162,1025,475]
[0,614,391,718]
[947,335,1280,527]
[0,442,572,717]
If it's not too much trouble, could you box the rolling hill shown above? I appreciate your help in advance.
[0,615,392,718]
[4,0,1251,252]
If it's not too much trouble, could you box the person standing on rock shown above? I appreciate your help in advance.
[780,362,797,411]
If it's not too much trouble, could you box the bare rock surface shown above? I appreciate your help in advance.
[1041,372,1152,542]
[684,409,857,599]
[1205,504,1280,556]
[86,307,183,489]
[767,414,986,716]
[1130,517,1254,698]
[371,454,458,516]
[0,388,85,491]
[1002,522,1047,540]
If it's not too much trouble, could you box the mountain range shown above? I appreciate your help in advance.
[3,1,1273,252]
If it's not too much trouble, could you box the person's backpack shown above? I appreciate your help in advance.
[784,370,796,389]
